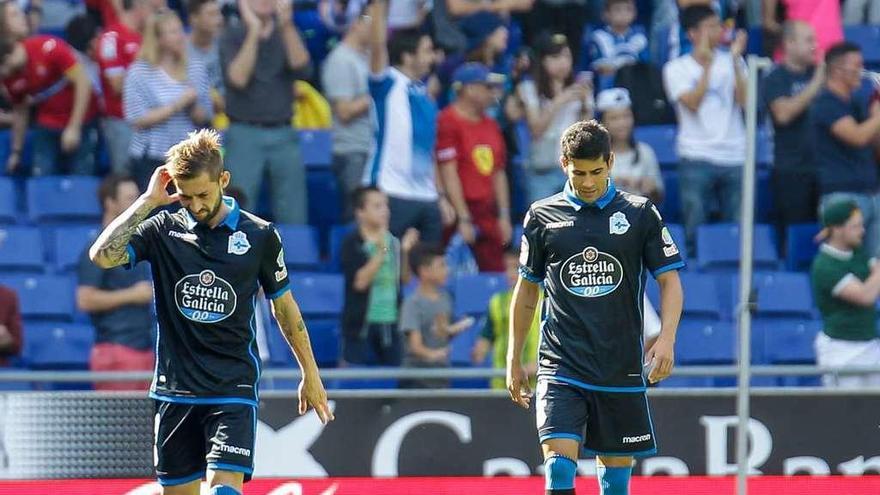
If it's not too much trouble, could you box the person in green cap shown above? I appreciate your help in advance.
[811,198,880,387]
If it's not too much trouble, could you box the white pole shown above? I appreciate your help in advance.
[737,55,773,495]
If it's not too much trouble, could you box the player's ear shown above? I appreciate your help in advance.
[219,170,230,190]
[606,152,615,173]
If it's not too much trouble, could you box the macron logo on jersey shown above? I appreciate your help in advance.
[622,433,651,444]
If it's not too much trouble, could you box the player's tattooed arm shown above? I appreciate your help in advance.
[89,198,156,269]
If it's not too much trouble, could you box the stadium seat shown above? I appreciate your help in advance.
[676,319,735,364]
[328,223,355,270]
[0,177,16,224]
[656,376,714,388]
[633,125,677,166]
[306,169,342,236]
[453,273,507,317]
[786,223,820,271]
[758,318,820,364]
[0,226,44,272]
[267,317,339,368]
[756,169,773,223]
[659,171,680,224]
[299,129,332,168]
[696,223,778,272]
[22,322,95,368]
[276,224,321,269]
[678,272,722,318]
[665,223,688,264]
[449,315,486,366]
[755,271,814,318]
[290,272,344,317]
[51,225,100,272]
[0,274,75,320]
[26,176,101,223]
[844,25,880,67]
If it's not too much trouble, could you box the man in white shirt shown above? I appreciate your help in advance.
[662,5,747,250]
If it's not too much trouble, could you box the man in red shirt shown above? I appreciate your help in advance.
[0,285,22,367]
[95,0,150,172]
[437,62,512,272]
[0,34,97,176]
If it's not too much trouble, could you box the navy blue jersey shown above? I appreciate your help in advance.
[127,197,290,406]
[519,180,684,391]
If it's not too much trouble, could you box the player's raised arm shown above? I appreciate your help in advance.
[507,275,540,409]
[89,166,179,269]
[269,292,334,424]
[646,270,683,383]
[367,0,389,75]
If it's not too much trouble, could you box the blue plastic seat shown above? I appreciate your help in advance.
[328,223,355,270]
[758,318,819,364]
[656,376,714,388]
[26,176,101,222]
[845,25,880,66]
[453,273,507,317]
[0,226,44,272]
[696,223,778,272]
[298,130,333,168]
[0,274,75,320]
[755,271,814,318]
[676,319,735,364]
[306,169,341,235]
[51,225,100,272]
[679,272,722,318]
[0,177,17,224]
[23,322,94,368]
[276,224,321,269]
[289,272,344,317]
[786,223,820,271]
[267,317,339,368]
[660,171,680,224]
[633,125,677,165]
[665,223,688,264]
[449,315,486,366]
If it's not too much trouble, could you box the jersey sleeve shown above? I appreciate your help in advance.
[258,226,290,300]
[812,259,856,299]
[435,111,459,163]
[126,211,166,268]
[642,201,685,278]
[49,38,78,74]
[519,207,547,284]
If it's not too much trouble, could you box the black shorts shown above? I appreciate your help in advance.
[536,378,657,457]
[154,401,256,486]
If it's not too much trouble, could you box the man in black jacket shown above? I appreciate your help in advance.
[340,186,419,365]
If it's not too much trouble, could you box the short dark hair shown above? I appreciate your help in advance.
[409,242,445,276]
[352,186,383,211]
[605,0,634,10]
[389,28,428,66]
[825,41,861,67]
[186,0,216,16]
[65,14,99,53]
[98,173,137,208]
[560,120,611,163]
[680,5,717,32]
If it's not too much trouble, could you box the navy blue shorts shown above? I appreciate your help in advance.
[154,401,256,486]
[536,378,657,457]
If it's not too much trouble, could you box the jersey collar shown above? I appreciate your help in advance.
[183,196,240,230]
[820,242,853,260]
[564,179,617,211]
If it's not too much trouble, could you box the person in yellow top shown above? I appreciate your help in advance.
[472,246,541,389]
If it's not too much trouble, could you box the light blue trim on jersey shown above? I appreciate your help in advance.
[540,432,584,443]
[126,244,137,269]
[149,392,259,407]
[519,266,544,285]
[652,260,685,278]
[583,447,657,458]
[367,75,394,185]
[248,296,261,402]
[643,391,657,454]
[563,178,617,211]
[207,462,253,475]
[549,375,646,393]
[182,196,240,230]
[158,470,204,486]
[636,262,647,388]
[265,283,290,300]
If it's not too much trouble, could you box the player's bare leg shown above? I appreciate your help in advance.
[541,438,579,495]
[596,455,634,495]
[162,479,200,495]
[206,469,245,494]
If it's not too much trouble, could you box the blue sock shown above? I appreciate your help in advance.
[209,486,241,495]
[545,454,578,493]
[597,465,631,495]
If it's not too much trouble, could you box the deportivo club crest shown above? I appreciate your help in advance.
[228,231,251,255]
[610,211,630,235]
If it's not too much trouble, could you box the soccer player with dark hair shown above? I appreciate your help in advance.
[506,120,684,495]
[88,129,333,495]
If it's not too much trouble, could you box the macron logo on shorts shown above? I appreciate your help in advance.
[219,443,251,457]
[621,433,651,444]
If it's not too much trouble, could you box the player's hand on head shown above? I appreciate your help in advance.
[506,363,531,409]
[298,375,335,424]
[145,166,181,207]
[646,337,675,384]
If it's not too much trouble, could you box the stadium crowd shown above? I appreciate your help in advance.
[2,0,880,389]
